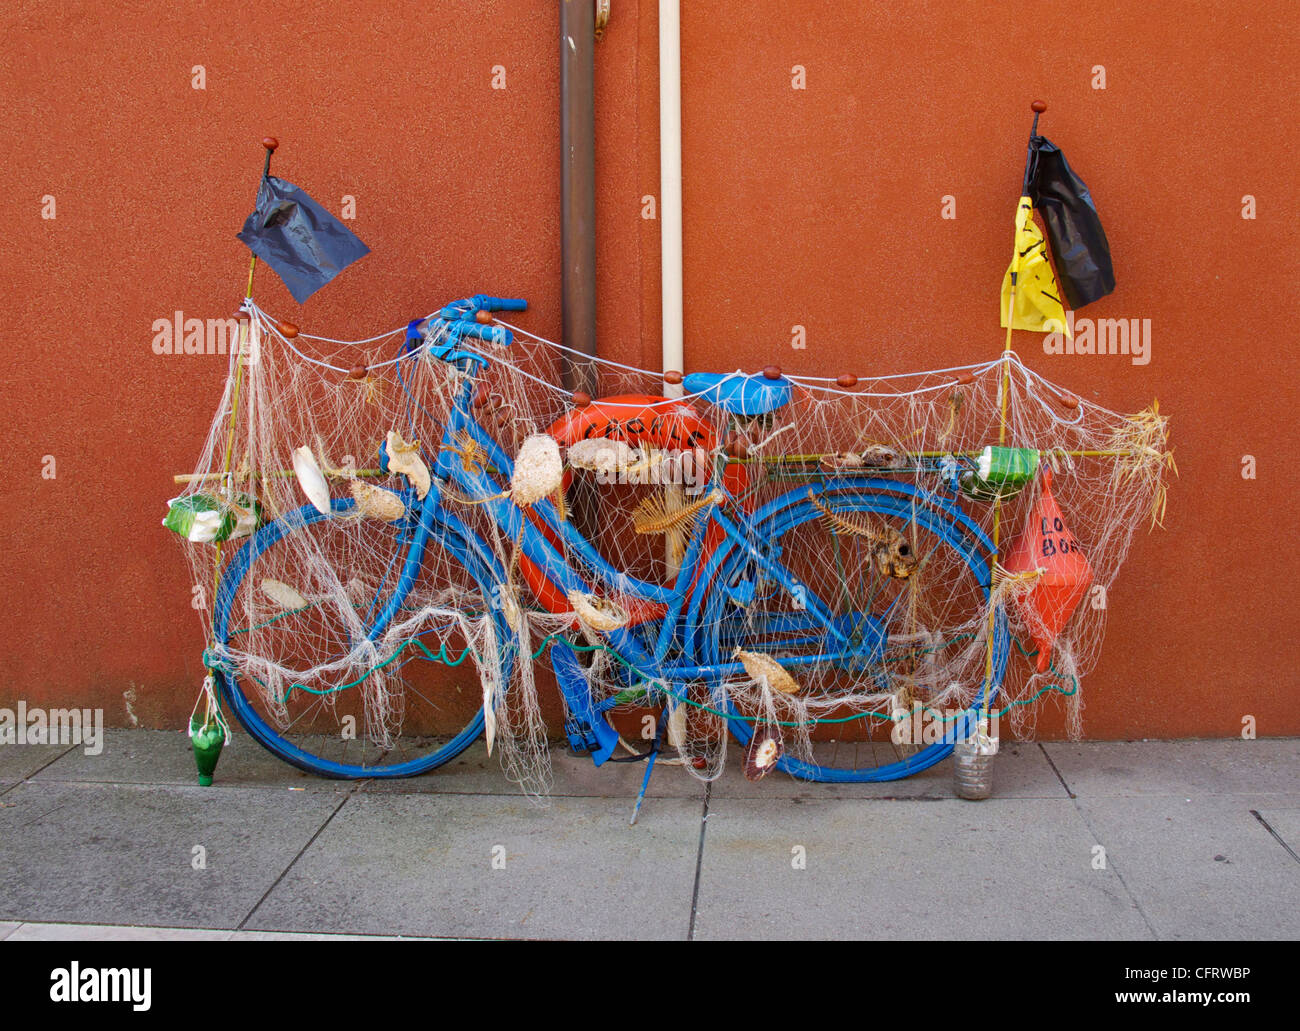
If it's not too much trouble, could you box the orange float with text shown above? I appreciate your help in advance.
[1001,468,1094,672]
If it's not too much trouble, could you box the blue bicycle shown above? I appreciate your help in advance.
[210,295,1009,784]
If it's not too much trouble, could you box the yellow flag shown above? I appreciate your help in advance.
[1001,197,1070,337]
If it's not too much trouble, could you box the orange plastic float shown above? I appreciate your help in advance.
[511,394,749,622]
[1000,468,1094,672]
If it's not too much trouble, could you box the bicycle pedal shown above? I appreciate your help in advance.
[563,717,604,756]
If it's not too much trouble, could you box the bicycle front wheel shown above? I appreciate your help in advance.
[686,479,1008,782]
[211,499,513,778]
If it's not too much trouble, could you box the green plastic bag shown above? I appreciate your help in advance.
[163,493,261,543]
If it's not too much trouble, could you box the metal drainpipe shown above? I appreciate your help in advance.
[560,0,598,398]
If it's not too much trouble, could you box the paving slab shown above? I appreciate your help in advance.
[708,741,1065,799]
[0,780,348,928]
[358,740,707,799]
[0,743,76,785]
[230,930,433,940]
[0,921,18,940]
[245,792,702,939]
[694,796,1148,940]
[33,729,329,790]
[1077,793,1300,940]
[0,922,435,941]
[5,922,234,941]
[1042,739,1300,797]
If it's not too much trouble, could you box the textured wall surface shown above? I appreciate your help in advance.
[1,1,1295,737]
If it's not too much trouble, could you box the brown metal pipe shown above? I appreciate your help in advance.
[560,0,598,397]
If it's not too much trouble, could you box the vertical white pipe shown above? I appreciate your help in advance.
[659,0,683,398]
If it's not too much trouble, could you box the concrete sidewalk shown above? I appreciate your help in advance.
[1,732,1297,940]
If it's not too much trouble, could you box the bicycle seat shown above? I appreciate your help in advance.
[683,371,792,416]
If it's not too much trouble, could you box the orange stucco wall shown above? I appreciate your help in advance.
[1,1,1295,738]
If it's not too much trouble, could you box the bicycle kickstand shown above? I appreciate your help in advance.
[630,710,668,826]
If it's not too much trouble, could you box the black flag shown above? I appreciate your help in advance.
[237,176,370,303]
[1026,136,1115,310]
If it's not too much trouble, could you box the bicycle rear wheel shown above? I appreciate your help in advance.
[686,479,1008,782]
[212,499,512,778]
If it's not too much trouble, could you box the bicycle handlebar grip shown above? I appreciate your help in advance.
[471,295,528,313]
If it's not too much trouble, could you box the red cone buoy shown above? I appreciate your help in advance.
[1000,468,1093,672]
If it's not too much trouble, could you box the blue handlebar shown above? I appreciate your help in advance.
[454,321,512,346]
[473,295,528,313]
[437,295,528,318]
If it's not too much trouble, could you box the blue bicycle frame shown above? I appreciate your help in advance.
[368,297,1009,774]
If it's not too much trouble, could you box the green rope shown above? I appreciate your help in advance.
[246,613,1077,726]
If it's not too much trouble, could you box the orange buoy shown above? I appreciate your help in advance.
[1000,468,1093,672]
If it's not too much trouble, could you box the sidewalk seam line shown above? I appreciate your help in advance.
[687,781,710,941]
[1063,795,1160,940]
[235,784,362,932]
[0,744,78,798]
[1038,742,1077,798]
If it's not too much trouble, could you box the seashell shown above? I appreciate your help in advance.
[482,678,497,757]
[227,496,261,539]
[743,724,784,781]
[385,430,431,500]
[495,585,522,631]
[735,648,801,694]
[349,479,406,522]
[861,443,901,468]
[511,434,564,507]
[819,451,864,471]
[261,578,310,612]
[566,438,642,476]
[292,446,332,515]
[667,701,688,750]
[568,590,630,632]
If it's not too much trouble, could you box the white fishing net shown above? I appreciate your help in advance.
[169,299,1173,794]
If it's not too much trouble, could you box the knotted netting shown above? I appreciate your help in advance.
[168,299,1172,794]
